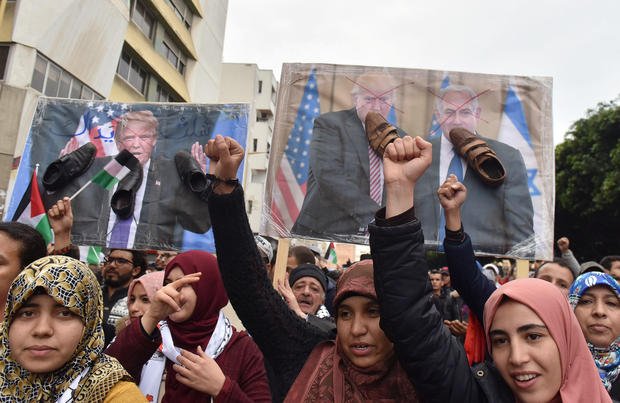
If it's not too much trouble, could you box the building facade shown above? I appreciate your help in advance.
[219,63,277,233]
[0,0,228,215]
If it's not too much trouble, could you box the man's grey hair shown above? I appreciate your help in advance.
[350,71,397,99]
[435,84,480,114]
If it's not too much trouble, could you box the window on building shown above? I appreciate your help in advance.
[257,110,270,122]
[117,51,148,94]
[132,0,155,39]
[156,84,173,102]
[252,169,266,184]
[31,53,101,99]
[271,86,277,104]
[253,138,258,152]
[159,33,187,75]
[0,45,9,80]
[247,200,253,215]
[165,0,192,29]
[43,65,61,97]
[70,82,82,99]
[57,71,72,98]
[81,87,94,100]
[258,80,263,94]
[31,55,47,92]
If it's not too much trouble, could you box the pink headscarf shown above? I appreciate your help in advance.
[483,278,610,402]
[127,271,165,310]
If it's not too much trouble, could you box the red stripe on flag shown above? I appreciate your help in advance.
[29,171,46,217]
[275,166,301,222]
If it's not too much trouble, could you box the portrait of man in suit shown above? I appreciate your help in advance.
[291,72,404,239]
[46,109,210,250]
[414,84,534,254]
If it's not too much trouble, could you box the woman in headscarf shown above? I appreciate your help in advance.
[106,250,271,402]
[204,135,417,402]
[367,135,610,402]
[0,255,145,402]
[127,270,166,321]
[569,272,620,399]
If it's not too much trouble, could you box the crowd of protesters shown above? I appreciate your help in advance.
[0,133,618,403]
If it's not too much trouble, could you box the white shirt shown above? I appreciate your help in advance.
[106,159,150,248]
[439,134,467,185]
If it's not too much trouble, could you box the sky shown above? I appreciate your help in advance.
[222,0,620,146]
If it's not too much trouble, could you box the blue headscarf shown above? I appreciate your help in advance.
[569,271,620,391]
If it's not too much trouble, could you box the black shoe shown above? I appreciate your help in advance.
[43,142,97,191]
[110,153,142,219]
[175,151,207,193]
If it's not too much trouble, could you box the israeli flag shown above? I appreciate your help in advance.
[497,85,549,257]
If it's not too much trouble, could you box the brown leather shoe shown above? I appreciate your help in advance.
[365,111,399,156]
[449,128,506,187]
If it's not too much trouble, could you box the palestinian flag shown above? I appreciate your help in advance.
[324,242,337,265]
[78,245,103,265]
[12,170,53,244]
[91,150,138,190]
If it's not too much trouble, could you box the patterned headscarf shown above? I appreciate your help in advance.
[569,271,620,391]
[0,255,130,402]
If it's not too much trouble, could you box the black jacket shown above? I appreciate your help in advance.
[209,186,335,402]
[369,208,512,402]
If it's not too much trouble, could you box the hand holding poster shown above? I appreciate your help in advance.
[263,64,553,259]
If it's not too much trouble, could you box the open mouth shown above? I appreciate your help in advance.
[512,373,539,388]
[298,299,313,307]
[350,343,372,356]
[514,374,537,382]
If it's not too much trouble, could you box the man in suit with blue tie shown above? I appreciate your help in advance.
[414,84,534,255]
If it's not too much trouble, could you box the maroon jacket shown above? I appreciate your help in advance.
[106,319,271,402]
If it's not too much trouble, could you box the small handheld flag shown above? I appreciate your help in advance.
[12,166,53,244]
[70,150,139,200]
[324,242,337,265]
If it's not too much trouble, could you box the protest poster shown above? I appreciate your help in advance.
[6,98,249,252]
[263,63,553,259]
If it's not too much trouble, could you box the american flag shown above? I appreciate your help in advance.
[66,102,131,157]
[428,75,450,139]
[271,69,320,230]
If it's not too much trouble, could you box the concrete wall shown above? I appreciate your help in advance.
[11,0,129,96]
[185,0,227,102]
[219,63,278,232]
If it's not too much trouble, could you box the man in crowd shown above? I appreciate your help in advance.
[278,263,335,333]
[292,72,403,237]
[0,223,47,320]
[415,84,534,254]
[534,258,575,297]
[102,248,146,342]
[46,109,210,250]
[429,269,461,323]
[286,245,316,272]
[154,250,177,271]
[601,255,620,280]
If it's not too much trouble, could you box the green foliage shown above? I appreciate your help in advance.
[555,99,620,260]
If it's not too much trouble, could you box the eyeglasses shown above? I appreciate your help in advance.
[104,257,134,266]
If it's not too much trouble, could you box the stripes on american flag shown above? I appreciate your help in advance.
[428,75,450,139]
[271,69,320,230]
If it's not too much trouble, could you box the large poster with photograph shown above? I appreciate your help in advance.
[262,63,553,259]
[6,98,249,252]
